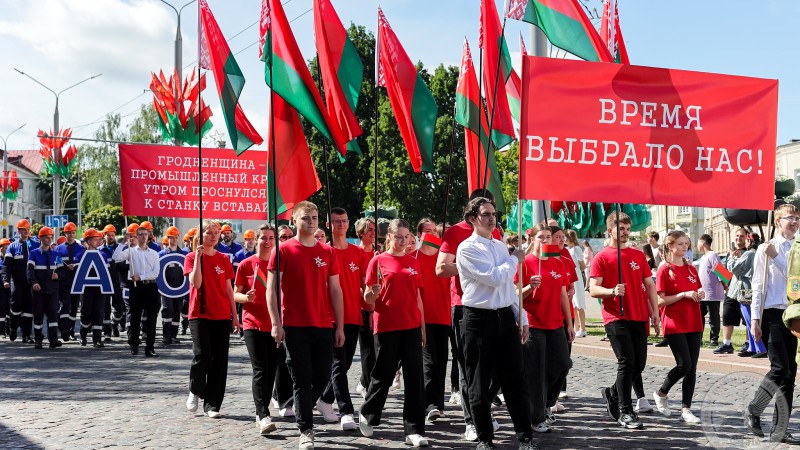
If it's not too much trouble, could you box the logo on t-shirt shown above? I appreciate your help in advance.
[314,256,327,268]
[629,261,640,271]
[407,267,418,276]
[214,265,224,275]
[550,270,562,279]
[688,275,697,284]
[348,262,358,272]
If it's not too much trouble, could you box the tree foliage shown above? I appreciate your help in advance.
[83,204,144,233]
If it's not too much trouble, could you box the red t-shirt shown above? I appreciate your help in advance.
[267,238,340,328]
[234,255,272,332]
[515,255,570,330]
[334,244,368,325]
[415,251,451,326]
[656,263,703,335]
[589,246,651,324]
[558,247,577,320]
[440,221,502,307]
[184,250,234,321]
[365,253,422,334]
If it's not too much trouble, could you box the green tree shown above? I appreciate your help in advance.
[83,205,144,234]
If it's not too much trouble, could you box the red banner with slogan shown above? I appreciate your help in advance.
[519,56,778,210]
[118,144,269,219]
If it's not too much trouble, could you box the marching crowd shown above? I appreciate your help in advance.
[2,192,799,449]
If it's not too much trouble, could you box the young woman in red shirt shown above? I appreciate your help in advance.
[652,230,704,424]
[359,219,428,448]
[184,220,240,419]
[516,223,574,433]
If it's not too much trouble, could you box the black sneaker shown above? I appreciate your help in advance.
[654,339,669,347]
[713,343,734,354]
[738,351,756,357]
[744,409,764,437]
[751,352,768,359]
[617,412,643,429]
[49,341,62,349]
[708,340,719,348]
[601,387,620,421]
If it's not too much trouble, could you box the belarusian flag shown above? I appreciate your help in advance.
[376,8,437,173]
[313,0,364,157]
[600,0,630,64]
[455,38,506,213]
[421,233,442,250]
[260,0,348,155]
[504,33,527,125]
[714,263,732,285]
[266,94,323,218]
[198,0,263,154]
[256,266,269,288]
[505,0,614,63]
[479,0,515,150]
[542,244,561,257]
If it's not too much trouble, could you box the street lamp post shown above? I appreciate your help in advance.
[13,69,101,235]
[0,123,26,238]
[160,0,197,147]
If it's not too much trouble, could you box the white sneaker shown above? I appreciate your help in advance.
[580,329,588,338]
[341,414,357,431]
[391,371,402,390]
[635,397,654,413]
[558,391,568,400]
[316,400,338,423]
[358,413,374,437]
[280,406,295,418]
[271,398,280,409]
[205,410,221,419]
[497,393,505,403]
[405,434,429,447]
[298,429,314,449]
[186,392,199,412]
[533,421,551,433]
[426,409,442,422]
[464,424,478,442]
[653,391,670,417]
[356,383,367,399]
[681,409,701,424]
[258,417,277,435]
[448,392,461,406]
[545,412,557,425]
[551,401,567,413]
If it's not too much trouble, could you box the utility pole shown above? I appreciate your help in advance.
[530,25,549,225]
[160,0,197,147]
[0,123,26,238]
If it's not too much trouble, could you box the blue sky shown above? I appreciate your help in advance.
[0,0,797,151]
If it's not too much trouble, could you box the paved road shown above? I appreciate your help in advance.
[0,334,798,449]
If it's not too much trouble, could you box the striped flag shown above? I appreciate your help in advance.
[256,266,269,288]
[421,233,442,250]
[542,244,561,257]
[713,263,732,285]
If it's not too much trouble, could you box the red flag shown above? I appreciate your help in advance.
[600,0,630,64]
[479,0,516,150]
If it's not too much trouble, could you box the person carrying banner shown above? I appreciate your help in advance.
[55,222,84,341]
[234,223,278,435]
[99,225,123,341]
[4,220,39,343]
[745,204,800,444]
[359,219,428,447]
[0,238,10,338]
[318,207,367,431]
[184,219,240,419]
[27,227,62,349]
[651,231,704,424]
[266,201,345,450]
[78,229,108,348]
[354,217,377,398]
[590,212,660,430]
[159,226,188,345]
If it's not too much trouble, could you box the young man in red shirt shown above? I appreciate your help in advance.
[266,201,345,450]
[589,212,660,429]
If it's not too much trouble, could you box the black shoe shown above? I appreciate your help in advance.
[181,327,187,336]
[492,395,503,406]
[119,323,126,332]
[744,410,764,437]
[518,438,539,450]
[112,327,120,338]
[34,341,43,349]
[130,346,139,355]
[49,341,62,349]
[738,351,756,357]
[145,348,159,358]
[163,336,172,345]
[61,333,70,342]
[601,387,620,421]
[739,342,750,353]
[104,336,112,343]
[79,333,87,346]
[93,341,105,348]
[778,432,800,444]
[476,442,496,450]
[8,329,16,342]
[617,412,643,429]
[752,352,768,359]
[708,340,719,348]
[21,335,29,344]
[172,337,181,344]
[713,343,734,354]
[654,339,669,347]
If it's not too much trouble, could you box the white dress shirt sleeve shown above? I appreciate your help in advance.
[458,242,517,288]
[750,245,767,321]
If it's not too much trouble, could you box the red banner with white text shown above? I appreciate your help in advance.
[118,144,269,219]
[519,56,778,210]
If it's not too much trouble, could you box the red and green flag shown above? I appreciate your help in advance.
[198,0,263,154]
[377,7,438,173]
[714,263,732,285]
[599,0,630,64]
[255,266,269,288]
[421,233,442,250]
[455,38,506,213]
[542,244,561,257]
[479,0,515,150]
[313,0,364,158]
[260,0,348,155]
[505,0,614,63]
[266,94,323,218]
[504,34,526,125]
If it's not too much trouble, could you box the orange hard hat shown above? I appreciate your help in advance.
[63,222,77,232]
[56,236,66,245]
[38,227,54,238]
[183,234,191,242]
[0,238,10,247]
[127,223,140,234]
[187,227,198,236]
[140,221,154,231]
[16,219,30,229]
[243,229,255,239]
[220,224,232,233]
[162,236,169,245]
[165,226,180,237]
[82,228,103,240]
[102,224,116,235]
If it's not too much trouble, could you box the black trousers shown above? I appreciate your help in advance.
[448,326,459,391]
[700,301,721,343]
[111,284,126,327]
[660,332,701,408]
[32,289,60,344]
[243,329,279,420]
[58,277,80,336]
[561,320,573,393]
[423,323,450,413]
[749,308,798,417]
[462,306,532,443]
[80,288,106,343]
[321,324,360,415]
[605,320,648,415]
[283,326,333,432]
[273,345,294,409]
[358,309,376,389]
[361,328,426,436]
[126,282,160,349]
[9,282,32,337]
[161,295,184,340]
[0,285,8,334]
[525,327,572,424]
[189,318,231,412]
